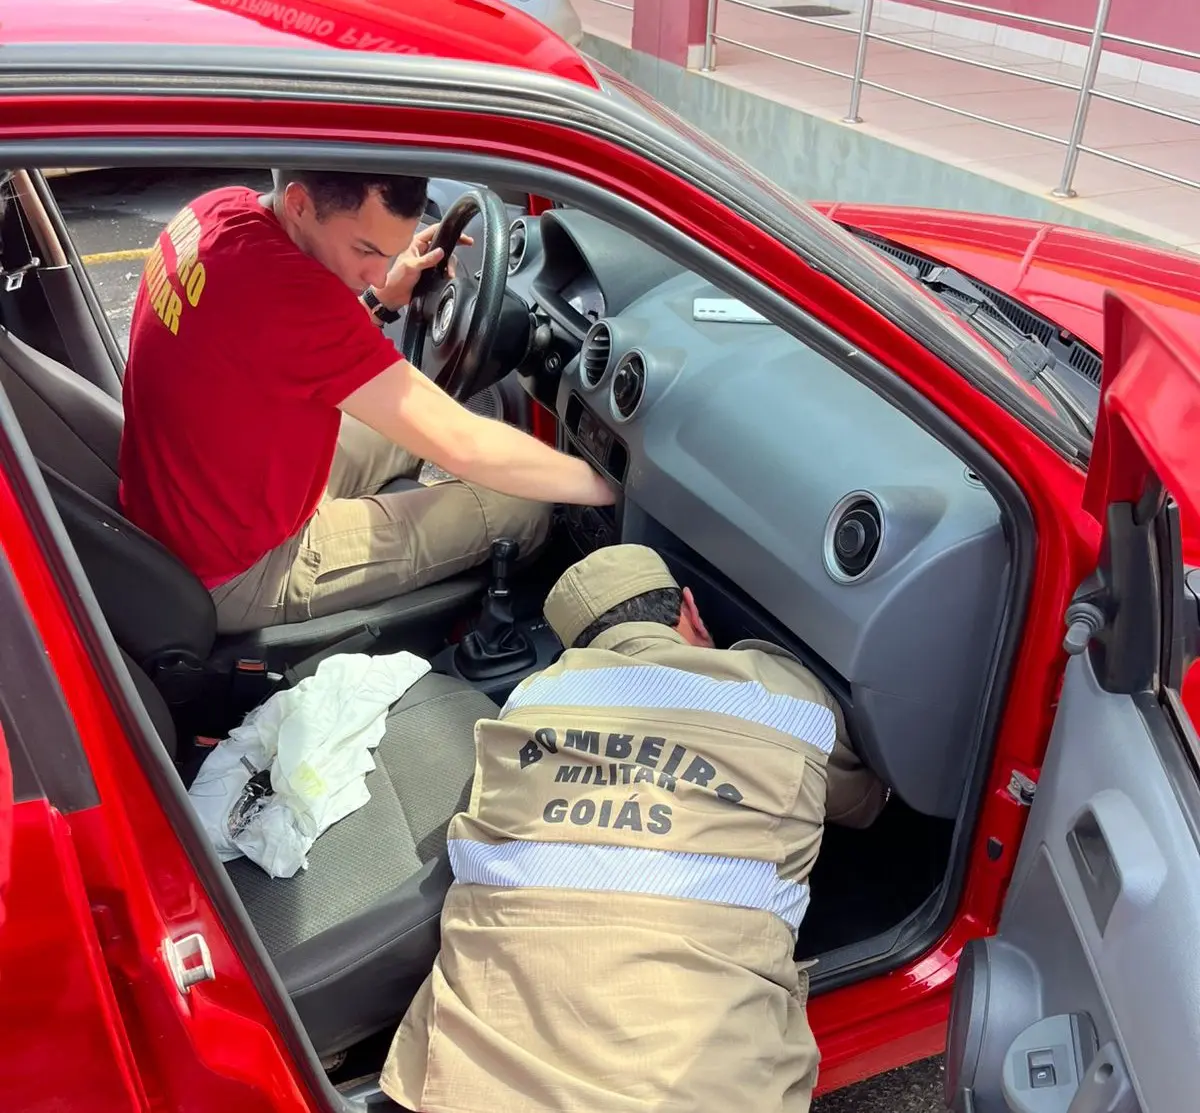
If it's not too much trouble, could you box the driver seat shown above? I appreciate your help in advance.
[0,325,502,1058]
[0,325,487,678]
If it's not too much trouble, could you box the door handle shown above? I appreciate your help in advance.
[1066,806,1121,935]
[1065,791,1165,937]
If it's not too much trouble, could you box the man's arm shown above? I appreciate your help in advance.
[339,359,616,506]
[825,700,889,829]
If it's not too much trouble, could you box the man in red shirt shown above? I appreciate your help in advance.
[119,170,613,633]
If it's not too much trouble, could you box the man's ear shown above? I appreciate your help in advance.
[680,587,714,648]
[282,181,310,221]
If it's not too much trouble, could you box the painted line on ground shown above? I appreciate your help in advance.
[80,247,152,265]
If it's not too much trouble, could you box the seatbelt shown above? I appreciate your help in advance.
[0,172,40,293]
[282,622,385,687]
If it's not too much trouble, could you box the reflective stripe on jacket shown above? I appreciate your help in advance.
[382,622,886,1113]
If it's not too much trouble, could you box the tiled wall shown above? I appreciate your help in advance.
[877,1,1200,92]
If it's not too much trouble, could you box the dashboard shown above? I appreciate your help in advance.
[501,203,1011,821]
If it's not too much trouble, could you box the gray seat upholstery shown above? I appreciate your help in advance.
[229,673,491,1055]
[0,325,486,673]
[0,326,122,506]
[127,652,493,1057]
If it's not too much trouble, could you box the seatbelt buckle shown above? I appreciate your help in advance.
[1,256,40,292]
[230,657,283,714]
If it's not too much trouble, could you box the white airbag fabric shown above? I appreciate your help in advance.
[187,651,430,878]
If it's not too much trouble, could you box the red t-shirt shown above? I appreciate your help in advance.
[119,187,400,588]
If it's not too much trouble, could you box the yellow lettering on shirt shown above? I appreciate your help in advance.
[183,260,207,307]
[143,204,209,336]
[151,275,173,319]
[162,290,183,335]
[166,206,202,248]
[143,243,168,300]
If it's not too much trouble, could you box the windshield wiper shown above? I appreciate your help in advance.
[917,267,1095,437]
[921,264,995,307]
[1006,336,1096,437]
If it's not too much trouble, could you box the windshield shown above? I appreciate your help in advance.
[588,60,1090,463]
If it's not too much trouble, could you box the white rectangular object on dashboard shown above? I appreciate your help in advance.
[692,297,770,324]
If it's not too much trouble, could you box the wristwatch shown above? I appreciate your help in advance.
[362,287,401,325]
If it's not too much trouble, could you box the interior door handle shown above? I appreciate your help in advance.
[1065,791,1165,937]
[1066,806,1121,935]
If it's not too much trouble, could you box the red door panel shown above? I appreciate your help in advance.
[0,723,10,931]
[0,798,144,1113]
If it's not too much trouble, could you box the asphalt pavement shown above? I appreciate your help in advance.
[51,166,948,1113]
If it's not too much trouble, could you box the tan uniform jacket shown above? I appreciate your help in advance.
[382,623,887,1113]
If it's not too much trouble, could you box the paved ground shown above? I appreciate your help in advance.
[50,166,948,1113]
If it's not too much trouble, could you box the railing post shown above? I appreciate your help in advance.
[1054,0,1113,197]
[701,0,718,72]
[844,0,876,123]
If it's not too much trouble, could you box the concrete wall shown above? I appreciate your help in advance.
[583,33,1160,246]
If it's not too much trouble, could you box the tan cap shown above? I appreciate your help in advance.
[544,544,680,648]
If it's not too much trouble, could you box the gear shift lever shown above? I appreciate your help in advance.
[454,538,538,680]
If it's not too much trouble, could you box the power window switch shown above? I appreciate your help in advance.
[1027,1050,1057,1089]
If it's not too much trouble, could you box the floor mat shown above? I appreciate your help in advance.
[795,796,954,957]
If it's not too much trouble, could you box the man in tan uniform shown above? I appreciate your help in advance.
[382,545,888,1113]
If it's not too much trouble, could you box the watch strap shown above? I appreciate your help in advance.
[362,287,401,324]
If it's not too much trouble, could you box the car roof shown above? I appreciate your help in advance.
[0,0,599,86]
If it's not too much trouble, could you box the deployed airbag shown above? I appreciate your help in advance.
[188,651,431,878]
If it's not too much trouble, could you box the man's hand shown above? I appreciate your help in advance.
[374,221,474,311]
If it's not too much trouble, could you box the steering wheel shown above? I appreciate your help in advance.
[399,188,512,401]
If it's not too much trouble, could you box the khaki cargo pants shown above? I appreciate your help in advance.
[210,415,553,634]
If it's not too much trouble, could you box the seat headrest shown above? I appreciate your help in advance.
[40,464,217,671]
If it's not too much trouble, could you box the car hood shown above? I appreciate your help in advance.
[814,203,1200,354]
[816,203,1200,565]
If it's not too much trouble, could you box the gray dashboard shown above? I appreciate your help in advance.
[511,207,1011,819]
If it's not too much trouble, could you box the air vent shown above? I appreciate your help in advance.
[1067,342,1103,385]
[507,220,528,274]
[611,352,646,421]
[824,492,883,583]
[581,322,612,388]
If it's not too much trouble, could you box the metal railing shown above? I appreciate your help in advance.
[592,0,633,10]
[699,0,1200,198]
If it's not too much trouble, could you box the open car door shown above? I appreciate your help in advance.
[943,292,1200,1113]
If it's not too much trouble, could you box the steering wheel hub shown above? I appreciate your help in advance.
[432,284,457,345]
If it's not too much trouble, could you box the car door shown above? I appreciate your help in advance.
[943,291,1200,1113]
[0,533,142,1111]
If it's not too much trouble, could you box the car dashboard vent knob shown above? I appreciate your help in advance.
[611,352,646,421]
[824,492,883,583]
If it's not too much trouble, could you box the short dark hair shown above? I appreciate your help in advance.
[272,168,428,221]
[573,587,683,648]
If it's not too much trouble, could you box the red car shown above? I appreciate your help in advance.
[1,1,1199,1111]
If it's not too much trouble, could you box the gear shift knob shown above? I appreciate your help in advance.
[490,538,519,593]
[454,536,536,681]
